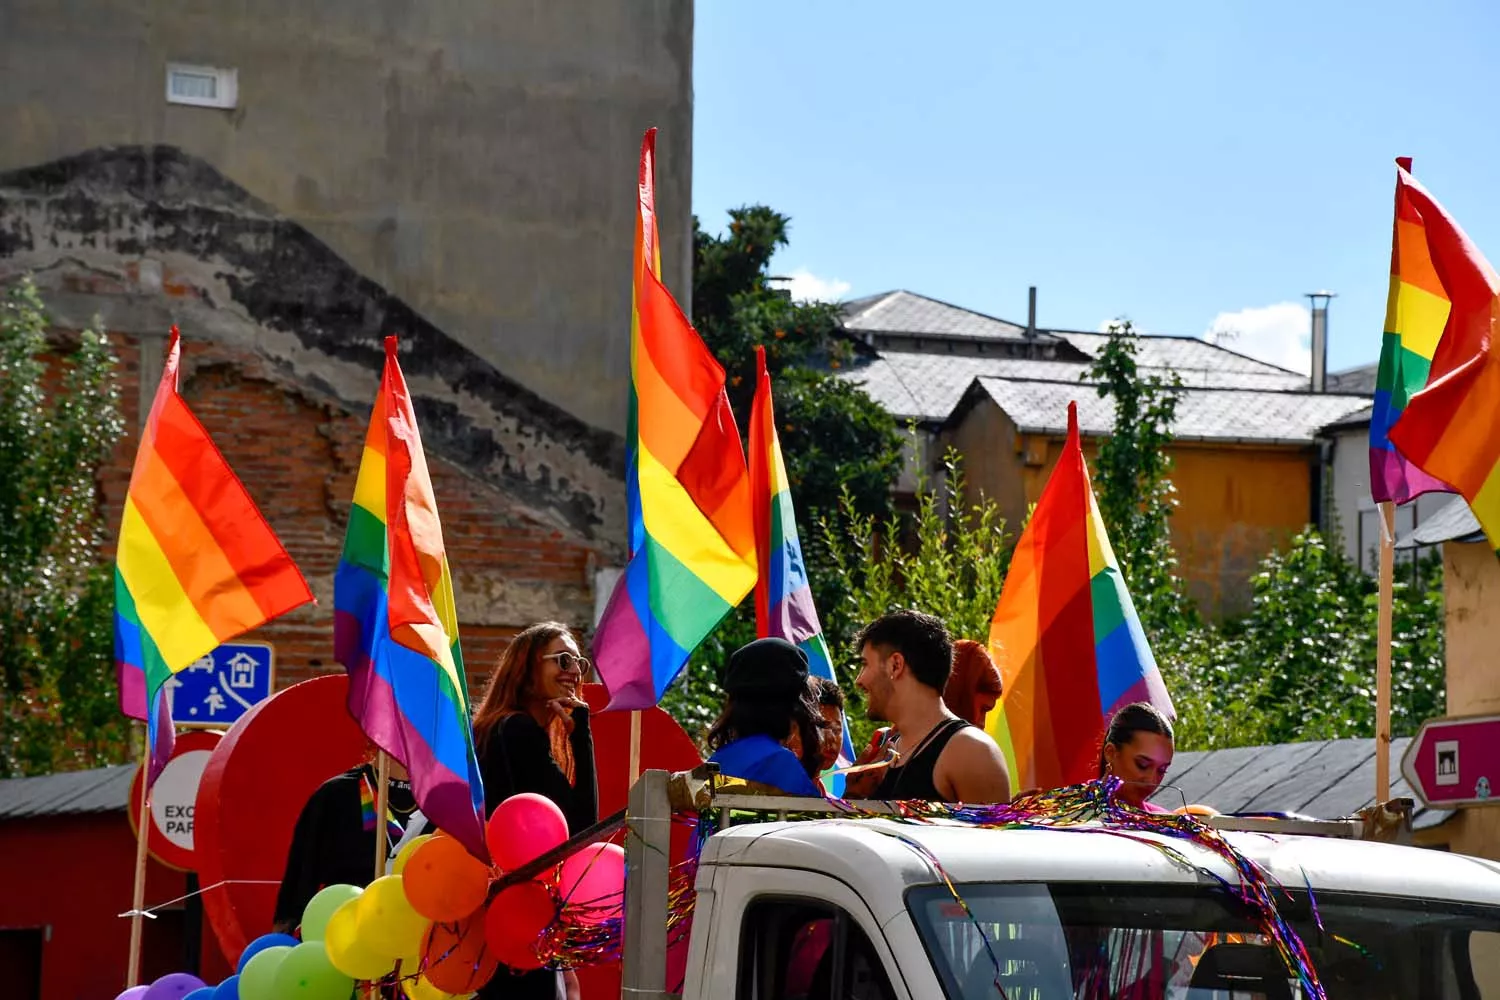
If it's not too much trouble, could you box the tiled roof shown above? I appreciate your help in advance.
[0,764,134,819]
[1396,495,1484,549]
[1149,736,1450,832]
[1327,363,1379,396]
[837,350,1309,425]
[968,377,1371,446]
[842,290,1047,342]
[1054,330,1307,380]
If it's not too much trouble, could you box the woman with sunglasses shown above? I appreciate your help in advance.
[472,621,598,1000]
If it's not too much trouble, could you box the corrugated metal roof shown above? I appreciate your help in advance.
[968,376,1371,446]
[836,350,1310,425]
[1150,736,1451,831]
[0,764,134,819]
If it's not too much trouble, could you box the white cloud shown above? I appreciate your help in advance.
[1203,302,1311,374]
[773,268,853,303]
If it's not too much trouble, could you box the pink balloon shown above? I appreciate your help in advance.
[483,880,556,970]
[558,843,625,923]
[486,793,568,872]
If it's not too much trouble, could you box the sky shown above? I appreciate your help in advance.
[692,1,1500,376]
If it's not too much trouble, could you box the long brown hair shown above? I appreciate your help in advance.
[472,621,577,753]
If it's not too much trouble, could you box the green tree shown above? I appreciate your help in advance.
[816,451,1012,749]
[1088,320,1194,636]
[692,206,903,528]
[0,277,130,776]
[660,206,906,739]
[1160,529,1446,751]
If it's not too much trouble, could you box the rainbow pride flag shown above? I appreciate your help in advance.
[1385,171,1500,555]
[593,128,758,710]
[748,346,854,789]
[985,402,1173,792]
[334,337,487,859]
[114,327,312,785]
[1370,159,1456,503]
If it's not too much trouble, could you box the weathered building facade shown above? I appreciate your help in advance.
[0,1,695,687]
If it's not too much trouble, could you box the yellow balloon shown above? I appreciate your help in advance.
[403,975,473,1000]
[325,896,397,981]
[394,834,434,876]
[357,874,433,959]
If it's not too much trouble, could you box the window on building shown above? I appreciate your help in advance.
[737,897,896,1000]
[0,928,43,1000]
[166,64,238,109]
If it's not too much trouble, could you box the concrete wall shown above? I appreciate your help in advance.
[1433,541,1500,859]
[1327,424,1447,572]
[0,0,693,435]
[946,402,1317,615]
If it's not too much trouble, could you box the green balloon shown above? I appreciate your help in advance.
[238,945,292,1000]
[273,941,357,1000]
[301,883,362,942]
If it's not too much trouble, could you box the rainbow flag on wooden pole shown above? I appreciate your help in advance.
[593,129,758,724]
[748,346,853,792]
[114,327,313,783]
[113,326,312,985]
[334,337,488,861]
[1367,160,1500,801]
[1370,158,1456,504]
[985,402,1173,792]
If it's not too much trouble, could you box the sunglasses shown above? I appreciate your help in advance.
[542,650,591,674]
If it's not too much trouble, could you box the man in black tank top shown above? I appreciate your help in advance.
[852,610,1011,804]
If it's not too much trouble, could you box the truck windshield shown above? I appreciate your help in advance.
[907,882,1500,999]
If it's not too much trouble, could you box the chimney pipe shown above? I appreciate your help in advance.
[1026,286,1037,339]
[1306,291,1336,392]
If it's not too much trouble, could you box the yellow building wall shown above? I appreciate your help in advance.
[947,402,1314,616]
[1429,541,1500,859]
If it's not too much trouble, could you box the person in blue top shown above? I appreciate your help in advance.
[704,637,825,796]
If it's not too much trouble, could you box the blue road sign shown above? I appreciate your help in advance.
[165,642,275,728]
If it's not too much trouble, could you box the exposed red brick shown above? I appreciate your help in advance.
[78,329,601,698]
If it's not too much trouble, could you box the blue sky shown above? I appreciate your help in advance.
[692,1,1500,376]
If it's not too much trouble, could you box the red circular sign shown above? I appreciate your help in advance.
[193,673,369,965]
[128,729,223,872]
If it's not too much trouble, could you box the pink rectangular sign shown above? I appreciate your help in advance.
[1401,714,1500,809]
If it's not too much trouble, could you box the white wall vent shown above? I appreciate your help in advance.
[166,64,237,109]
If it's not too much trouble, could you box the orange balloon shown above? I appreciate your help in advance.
[423,913,500,994]
[1177,804,1221,817]
[404,835,492,922]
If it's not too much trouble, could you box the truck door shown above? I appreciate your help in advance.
[695,866,918,1000]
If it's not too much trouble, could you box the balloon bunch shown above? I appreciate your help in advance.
[112,972,230,1000]
[220,792,630,999]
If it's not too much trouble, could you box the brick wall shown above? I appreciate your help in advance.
[91,330,602,697]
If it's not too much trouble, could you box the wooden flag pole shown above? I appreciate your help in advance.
[1375,500,1396,803]
[125,731,152,987]
[629,710,643,787]
[373,750,391,880]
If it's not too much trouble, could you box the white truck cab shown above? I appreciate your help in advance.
[617,772,1500,1000]
[684,817,1500,999]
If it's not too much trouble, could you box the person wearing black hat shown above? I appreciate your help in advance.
[703,638,825,796]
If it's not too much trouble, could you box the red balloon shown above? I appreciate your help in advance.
[486,793,568,872]
[423,914,499,994]
[404,835,492,922]
[558,843,625,923]
[483,881,556,971]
